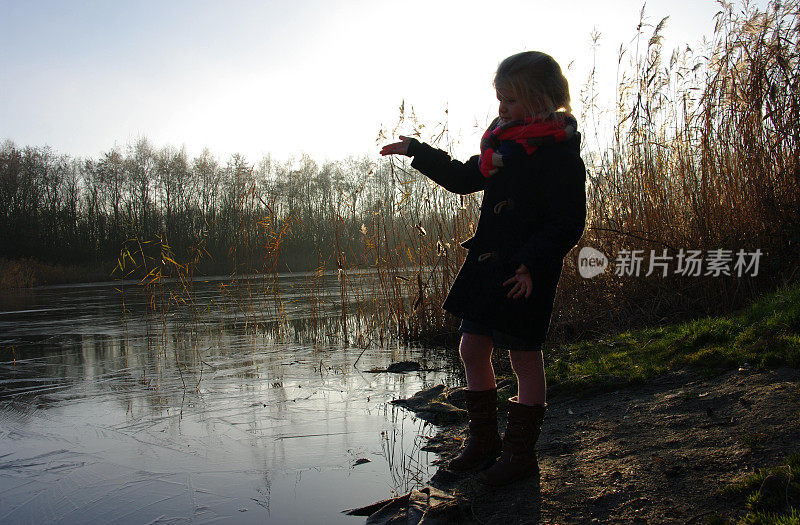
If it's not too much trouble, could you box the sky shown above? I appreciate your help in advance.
[0,0,773,164]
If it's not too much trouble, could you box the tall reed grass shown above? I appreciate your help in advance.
[360,0,799,346]
[558,0,800,341]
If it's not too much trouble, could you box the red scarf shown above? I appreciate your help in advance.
[479,114,577,177]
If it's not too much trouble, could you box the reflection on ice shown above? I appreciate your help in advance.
[0,277,459,523]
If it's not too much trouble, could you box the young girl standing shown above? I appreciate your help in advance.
[381,51,586,486]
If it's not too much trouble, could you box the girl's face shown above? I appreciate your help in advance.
[496,87,530,124]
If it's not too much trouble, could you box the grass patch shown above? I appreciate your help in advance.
[712,452,800,524]
[545,283,800,394]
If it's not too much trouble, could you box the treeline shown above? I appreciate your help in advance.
[0,138,458,277]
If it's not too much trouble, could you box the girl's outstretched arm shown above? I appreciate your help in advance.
[381,136,485,195]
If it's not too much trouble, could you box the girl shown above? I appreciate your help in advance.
[381,51,586,486]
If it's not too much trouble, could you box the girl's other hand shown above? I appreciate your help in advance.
[503,264,532,299]
[380,135,412,156]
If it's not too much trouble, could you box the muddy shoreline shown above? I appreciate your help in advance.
[377,366,800,524]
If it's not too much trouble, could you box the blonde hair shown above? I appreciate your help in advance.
[494,51,572,120]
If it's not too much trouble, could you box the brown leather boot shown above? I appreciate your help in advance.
[447,388,502,472]
[479,397,545,486]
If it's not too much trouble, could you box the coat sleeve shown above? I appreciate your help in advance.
[512,151,587,274]
[409,140,486,195]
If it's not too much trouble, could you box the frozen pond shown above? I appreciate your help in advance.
[0,274,459,523]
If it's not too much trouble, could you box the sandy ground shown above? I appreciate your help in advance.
[413,366,800,524]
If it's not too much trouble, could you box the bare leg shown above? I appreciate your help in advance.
[449,333,501,472]
[509,350,546,406]
[459,333,495,391]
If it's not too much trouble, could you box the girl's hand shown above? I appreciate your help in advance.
[503,264,532,299]
[380,135,413,156]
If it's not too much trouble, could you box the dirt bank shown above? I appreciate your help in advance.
[402,366,800,524]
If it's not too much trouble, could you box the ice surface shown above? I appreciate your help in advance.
[0,276,457,523]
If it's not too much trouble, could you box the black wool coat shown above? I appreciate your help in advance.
[408,132,586,346]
